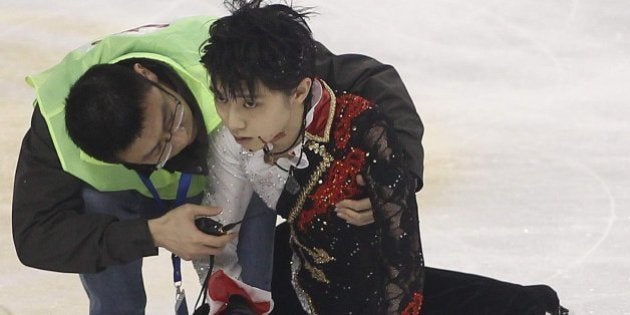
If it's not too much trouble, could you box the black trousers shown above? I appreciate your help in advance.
[271,222,562,315]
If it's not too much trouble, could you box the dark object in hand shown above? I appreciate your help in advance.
[195,217,226,236]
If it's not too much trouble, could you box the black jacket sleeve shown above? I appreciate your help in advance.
[314,42,424,189]
[12,106,157,273]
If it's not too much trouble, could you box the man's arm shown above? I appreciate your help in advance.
[12,106,158,273]
[314,42,424,189]
[314,43,424,226]
[12,107,233,273]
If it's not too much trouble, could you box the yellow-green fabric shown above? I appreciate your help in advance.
[26,16,219,199]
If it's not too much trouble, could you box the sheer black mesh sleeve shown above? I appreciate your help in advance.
[354,107,424,314]
[315,42,424,189]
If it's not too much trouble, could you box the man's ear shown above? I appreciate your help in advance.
[133,63,159,82]
[292,77,312,105]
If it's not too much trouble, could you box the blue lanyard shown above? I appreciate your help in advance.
[137,172,192,285]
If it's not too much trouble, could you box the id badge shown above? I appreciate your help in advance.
[175,287,189,315]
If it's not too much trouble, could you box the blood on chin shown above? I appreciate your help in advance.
[270,131,286,142]
[255,131,286,147]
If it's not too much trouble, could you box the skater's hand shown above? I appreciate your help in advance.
[335,175,375,226]
[148,204,236,260]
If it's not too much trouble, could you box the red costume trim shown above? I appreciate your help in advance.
[207,270,271,314]
[296,92,372,231]
[402,292,423,315]
[305,86,332,139]
[333,95,372,149]
[297,148,366,231]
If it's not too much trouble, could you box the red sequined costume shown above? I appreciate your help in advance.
[274,79,424,314]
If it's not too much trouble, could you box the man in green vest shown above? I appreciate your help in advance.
[12,16,424,314]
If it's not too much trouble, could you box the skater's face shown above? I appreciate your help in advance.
[212,78,311,153]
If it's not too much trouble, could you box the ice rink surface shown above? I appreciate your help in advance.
[1,0,629,314]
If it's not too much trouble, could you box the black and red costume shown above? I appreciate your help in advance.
[273,79,423,314]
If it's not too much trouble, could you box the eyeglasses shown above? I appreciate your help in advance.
[155,86,185,169]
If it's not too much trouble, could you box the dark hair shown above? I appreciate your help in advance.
[200,1,317,99]
[65,63,151,163]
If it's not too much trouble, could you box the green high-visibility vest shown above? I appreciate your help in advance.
[26,16,219,199]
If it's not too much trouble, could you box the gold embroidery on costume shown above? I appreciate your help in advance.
[291,234,335,265]
[290,236,333,285]
[283,80,339,312]
[287,142,333,223]
[303,260,329,284]
[285,138,336,293]
[291,265,319,315]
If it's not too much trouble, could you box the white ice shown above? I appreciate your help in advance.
[1,0,629,314]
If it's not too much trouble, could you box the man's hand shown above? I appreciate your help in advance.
[334,175,375,226]
[148,204,236,260]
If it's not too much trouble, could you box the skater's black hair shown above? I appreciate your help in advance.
[200,0,317,100]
